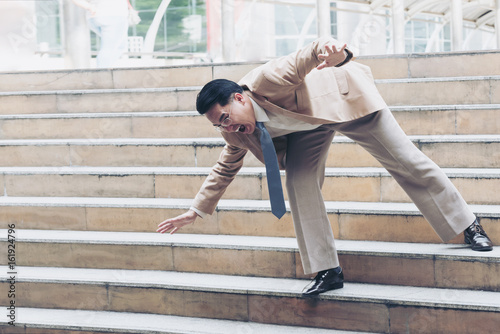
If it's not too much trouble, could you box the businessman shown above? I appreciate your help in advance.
[157,37,493,296]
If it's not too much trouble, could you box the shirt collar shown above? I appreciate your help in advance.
[249,97,270,123]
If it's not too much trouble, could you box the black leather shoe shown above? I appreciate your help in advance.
[302,266,344,296]
[464,219,493,251]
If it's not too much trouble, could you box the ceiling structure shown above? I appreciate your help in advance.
[269,0,498,30]
[213,0,499,60]
[351,0,496,30]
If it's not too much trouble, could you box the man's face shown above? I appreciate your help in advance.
[205,92,257,135]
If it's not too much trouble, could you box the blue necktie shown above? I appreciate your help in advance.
[256,122,286,219]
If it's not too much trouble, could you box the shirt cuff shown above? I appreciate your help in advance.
[190,206,207,219]
[335,48,354,67]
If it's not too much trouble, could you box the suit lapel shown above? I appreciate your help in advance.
[246,91,333,125]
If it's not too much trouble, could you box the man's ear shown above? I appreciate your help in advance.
[233,92,245,104]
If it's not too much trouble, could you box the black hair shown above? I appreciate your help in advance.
[196,79,243,115]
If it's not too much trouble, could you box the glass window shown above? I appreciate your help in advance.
[35,0,62,55]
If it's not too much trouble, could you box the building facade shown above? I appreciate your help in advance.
[1,0,499,70]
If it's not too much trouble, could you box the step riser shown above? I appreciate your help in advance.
[2,241,498,291]
[0,115,216,140]
[393,108,500,136]
[0,65,250,92]
[2,173,498,205]
[3,282,249,323]
[0,70,120,92]
[0,90,198,114]
[0,141,498,168]
[359,53,500,79]
[0,326,108,334]
[378,78,500,106]
[1,108,499,140]
[2,207,499,244]
[250,296,499,334]
[1,282,497,334]
[1,79,499,114]
[0,326,101,334]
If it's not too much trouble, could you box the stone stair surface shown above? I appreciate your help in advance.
[1,230,499,290]
[1,76,499,114]
[1,166,500,204]
[2,308,374,334]
[1,135,500,168]
[1,51,500,333]
[1,104,500,140]
[1,266,500,334]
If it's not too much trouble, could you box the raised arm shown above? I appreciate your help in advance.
[240,36,353,99]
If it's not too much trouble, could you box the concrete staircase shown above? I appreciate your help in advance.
[1,51,500,333]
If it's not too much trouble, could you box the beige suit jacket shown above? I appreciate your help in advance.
[192,36,387,215]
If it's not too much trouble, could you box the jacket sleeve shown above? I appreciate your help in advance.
[191,143,248,215]
[240,36,346,96]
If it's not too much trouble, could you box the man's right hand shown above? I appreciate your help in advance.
[156,210,199,234]
[317,44,347,70]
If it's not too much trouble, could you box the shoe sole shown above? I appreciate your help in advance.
[464,236,493,251]
[471,245,493,251]
[302,282,344,297]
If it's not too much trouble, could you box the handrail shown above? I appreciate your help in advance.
[36,50,208,59]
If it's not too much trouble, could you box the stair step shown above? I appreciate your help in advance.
[377,75,500,106]
[1,51,499,93]
[359,50,500,79]
[0,111,218,139]
[1,267,499,333]
[1,166,499,205]
[0,87,201,114]
[1,76,499,114]
[0,63,253,92]
[0,104,499,139]
[1,308,367,334]
[1,197,499,244]
[3,229,499,290]
[0,135,499,168]
[2,56,499,334]
[391,104,500,135]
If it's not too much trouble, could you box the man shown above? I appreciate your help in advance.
[72,0,131,68]
[157,37,493,296]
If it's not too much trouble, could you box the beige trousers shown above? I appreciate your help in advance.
[285,108,476,275]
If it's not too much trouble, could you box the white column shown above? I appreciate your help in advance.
[206,0,221,61]
[221,0,235,61]
[392,0,405,54]
[63,0,91,68]
[317,0,331,37]
[450,0,463,51]
[143,0,172,59]
[496,0,500,48]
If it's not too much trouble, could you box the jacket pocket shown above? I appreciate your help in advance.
[333,68,349,95]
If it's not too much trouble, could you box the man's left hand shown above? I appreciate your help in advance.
[317,44,347,70]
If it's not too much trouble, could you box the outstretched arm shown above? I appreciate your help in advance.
[157,143,247,234]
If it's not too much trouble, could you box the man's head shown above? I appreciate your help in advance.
[196,79,243,115]
[196,79,257,134]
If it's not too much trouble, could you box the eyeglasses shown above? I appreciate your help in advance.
[213,103,233,132]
